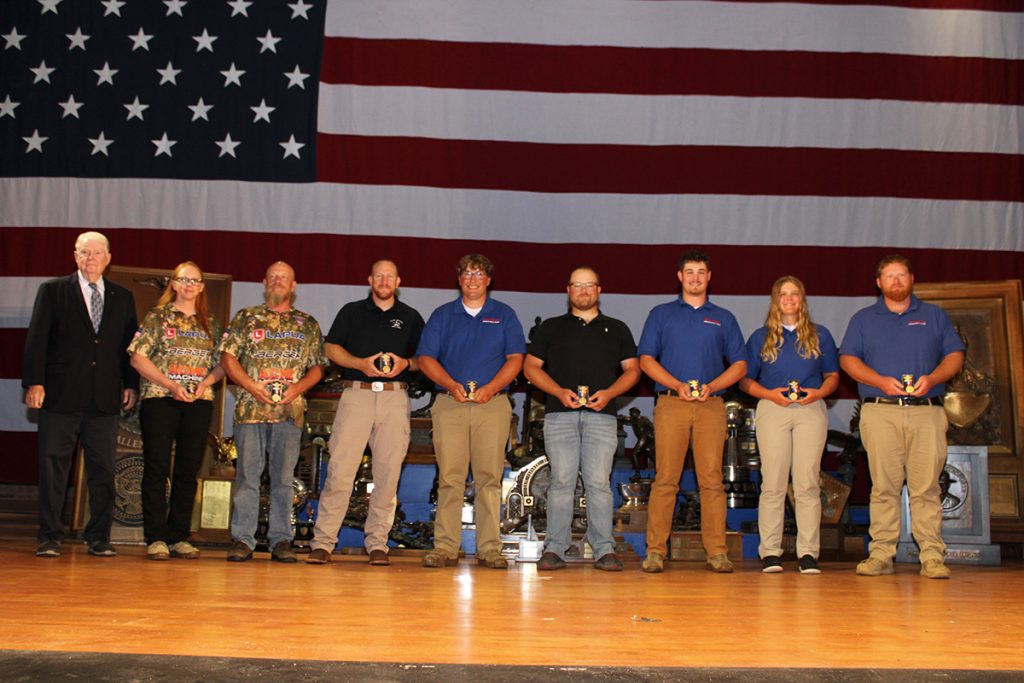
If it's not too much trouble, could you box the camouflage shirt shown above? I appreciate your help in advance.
[127,303,222,401]
[218,304,326,426]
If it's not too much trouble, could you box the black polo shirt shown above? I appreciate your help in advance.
[325,295,425,383]
[527,311,637,415]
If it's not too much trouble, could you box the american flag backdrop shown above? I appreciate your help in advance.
[0,0,1021,484]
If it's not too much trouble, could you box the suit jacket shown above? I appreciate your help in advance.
[22,273,140,415]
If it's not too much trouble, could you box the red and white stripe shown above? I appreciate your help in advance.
[1,0,1021,484]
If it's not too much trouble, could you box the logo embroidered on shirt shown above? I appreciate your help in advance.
[907,320,928,326]
[390,319,404,329]
[165,328,177,338]
[481,318,501,324]
[703,318,722,326]
[253,329,265,341]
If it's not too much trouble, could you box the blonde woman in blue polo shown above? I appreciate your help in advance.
[740,276,839,574]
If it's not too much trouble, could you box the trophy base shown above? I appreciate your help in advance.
[614,506,648,533]
[668,531,743,562]
[896,541,1001,566]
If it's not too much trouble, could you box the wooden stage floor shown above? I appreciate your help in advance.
[2,516,1023,678]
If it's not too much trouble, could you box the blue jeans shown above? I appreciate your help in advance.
[231,421,302,549]
[543,410,618,559]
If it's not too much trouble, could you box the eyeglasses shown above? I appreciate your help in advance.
[76,249,107,259]
[569,282,598,290]
[173,277,203,286]
[460,270,488,281]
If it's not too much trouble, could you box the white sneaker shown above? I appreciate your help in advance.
[147,541,170,561]
[169,540,201,559]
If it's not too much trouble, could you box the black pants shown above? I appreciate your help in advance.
[37,409,118,544]
[140,397,213,545]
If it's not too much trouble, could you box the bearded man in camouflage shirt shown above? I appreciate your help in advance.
[220,262,327,563]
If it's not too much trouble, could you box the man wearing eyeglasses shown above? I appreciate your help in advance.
[524,267,639,571]
[416,254,526,569]
[307,260,425,566]
[24,231,140,558]
[219,262,328,563]
[637,249,747,574]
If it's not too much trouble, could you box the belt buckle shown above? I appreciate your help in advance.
[371,381,384,393]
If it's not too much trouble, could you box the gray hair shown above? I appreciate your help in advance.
[75,231,110,253]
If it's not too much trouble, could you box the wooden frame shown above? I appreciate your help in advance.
[914,279,1024,542]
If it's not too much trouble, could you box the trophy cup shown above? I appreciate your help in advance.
[783,380,806,401]
[902,374,916,393]
[687,379,701,398]
[378,353,392,374]
[266,380,286,403]
[577,385,589,406]
[466,380,477,401]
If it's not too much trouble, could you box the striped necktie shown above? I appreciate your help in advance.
[88,283,103,333]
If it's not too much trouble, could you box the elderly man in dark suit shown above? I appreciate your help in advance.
[23,231,139,558]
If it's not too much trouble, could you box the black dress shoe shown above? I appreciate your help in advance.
[36,540,61,558]
[87,541,117,557]
[368,549,390,566]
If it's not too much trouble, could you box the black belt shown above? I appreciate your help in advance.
[341,380,406,392]
[864,396,943,407]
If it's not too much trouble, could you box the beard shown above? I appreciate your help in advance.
[264,289,291,307]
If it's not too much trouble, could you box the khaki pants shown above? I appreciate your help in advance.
[312,387,410,553]
[431,393,512,557]
[860,403,948,563]
[755,399,828,559]
[646,396,728,557]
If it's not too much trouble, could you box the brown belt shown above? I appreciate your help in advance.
[341,380,406,392]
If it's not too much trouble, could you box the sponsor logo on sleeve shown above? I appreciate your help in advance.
[165,328,177,339]
[253,329,265,341]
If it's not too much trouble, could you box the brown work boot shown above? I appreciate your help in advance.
[477,551,509,569]
[422,549,458,568]
[642,550,664,573]
[271,540,297,563]
[706,553,734,573]
[226,540,253,563]
[920,558,951,579]
[306,548,331,564]
[856,556,894,576]
[594,553,624,572]
[368,549,390,566]
[537,551,567,571]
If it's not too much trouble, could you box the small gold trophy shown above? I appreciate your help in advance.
[787,380,801,401]
[577,385,590,406]
[267,380,286,403]
[466,381,477,401]
[184,380,199,398]
[688,379,701,398]
[902,374,916,393]
[378,353,392,374]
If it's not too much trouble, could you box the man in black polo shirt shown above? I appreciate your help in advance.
[307,260,425,565]
[524,266,640,571]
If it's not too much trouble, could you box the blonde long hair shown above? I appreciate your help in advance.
[157,261,212,340]
[760,276,820,363]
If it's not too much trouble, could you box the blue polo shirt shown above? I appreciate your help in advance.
[745,324,839,390]
[637,297,746,394]
[839,295,964,399]
[416,296,526,391]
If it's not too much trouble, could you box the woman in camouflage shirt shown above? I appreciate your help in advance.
[128,262,224,561]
